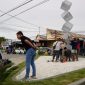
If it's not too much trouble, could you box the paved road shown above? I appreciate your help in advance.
[16,56,85,81]
[2,53,25,66]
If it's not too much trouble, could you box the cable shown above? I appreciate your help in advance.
[0,0,50,25]
[0,9,40,28]
[0,27,39,32]
[72,31,85,33]
[29,33,46,38]
[0,0,49,35]
[0,0,33,17]
[15,0,50,17]
[2,23,39,30]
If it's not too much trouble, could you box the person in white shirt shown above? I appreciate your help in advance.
[52,39,62,62]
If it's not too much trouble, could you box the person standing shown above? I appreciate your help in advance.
[52,39,62,62]
[60,40,67,62]
[71,38,78,61]
[16,31,36,80]
[64,47,72,61]
[76,39,80,56]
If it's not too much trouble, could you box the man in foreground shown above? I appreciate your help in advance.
[16,31,36,80]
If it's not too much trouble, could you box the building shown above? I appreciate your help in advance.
[35,29,85,47]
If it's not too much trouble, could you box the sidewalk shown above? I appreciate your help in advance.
[16,56,85,81]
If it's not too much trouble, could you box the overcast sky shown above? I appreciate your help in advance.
[0,0,85,40]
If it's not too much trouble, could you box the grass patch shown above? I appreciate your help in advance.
[1,55,85,85]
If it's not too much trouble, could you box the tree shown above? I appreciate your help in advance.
[0,37,6,46]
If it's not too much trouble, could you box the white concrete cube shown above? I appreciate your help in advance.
[62,22,73,32]
[63,32,71,40]
[61,0,72,11]
[61,11,73,21]
[63,33,69,39]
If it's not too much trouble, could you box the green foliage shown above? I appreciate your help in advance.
[38,50,45,55]
[0,62,13,81]
[0,37,6,45]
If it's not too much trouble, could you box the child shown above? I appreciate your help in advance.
[64,47,72,61]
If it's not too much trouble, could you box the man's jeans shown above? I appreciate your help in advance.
[25,48,36,78]
[53,50,60,61]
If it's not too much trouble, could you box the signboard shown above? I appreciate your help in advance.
[46,29,63,40]
[61,0,73,41]
[61,11,73,21]
[46,29,85,40]
[62,22,73,32]
[61,0,72,11]
[47,29,57,40]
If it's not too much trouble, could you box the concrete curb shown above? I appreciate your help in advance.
[68,78,85,85]
[15,68,85,82]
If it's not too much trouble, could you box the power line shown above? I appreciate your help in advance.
[0,0,50,35]
[2,23,39,30]
[72,31,85,33]
[29,33,46,40]
[3,23,41,34]
[0,0,50,26]
[15,0,50,17]
[2,23,43,34]
[0,9,40,28]
[0,27,39,32]
[0,0,33,17]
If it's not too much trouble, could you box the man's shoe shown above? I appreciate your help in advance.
[25,78,30,81]
[52,60,54,62]
[22,76,30,81]
[30,76,37,79]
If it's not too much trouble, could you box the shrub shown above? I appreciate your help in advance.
[0,59,12,80]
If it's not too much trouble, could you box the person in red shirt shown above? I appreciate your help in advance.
[76,39,80,56]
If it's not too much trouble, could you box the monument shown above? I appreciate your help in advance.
[61,0,73,42]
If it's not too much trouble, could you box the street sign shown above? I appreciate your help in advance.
[62,22,73,32]
[61,11,73,21]
[61,0,72,11]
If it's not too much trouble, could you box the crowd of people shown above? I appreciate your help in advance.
[52,38,85,63]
